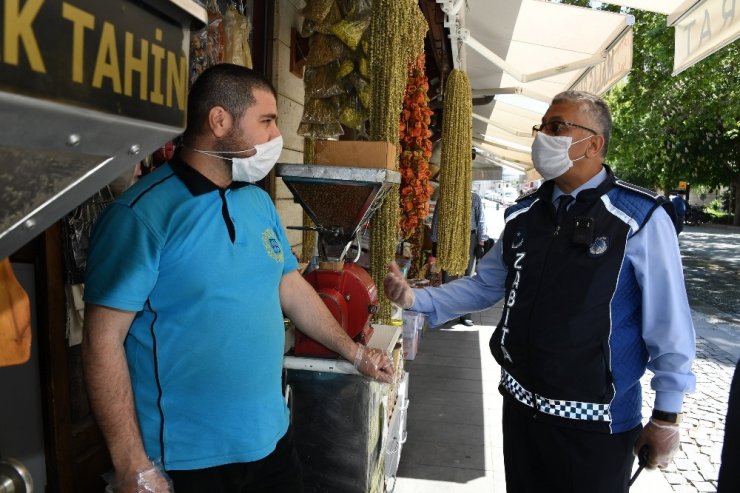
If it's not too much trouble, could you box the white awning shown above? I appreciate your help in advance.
[602,0,739,75]
[441,0,635,172]
[669,0,740,75]
[598,0,689,15]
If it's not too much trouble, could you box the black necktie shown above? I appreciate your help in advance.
[556,195,574,221]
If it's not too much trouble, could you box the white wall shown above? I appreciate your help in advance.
[272,0,306,252]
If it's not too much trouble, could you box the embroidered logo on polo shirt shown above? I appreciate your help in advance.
[262,229,284,262]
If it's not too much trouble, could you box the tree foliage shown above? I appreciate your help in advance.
[600,10,739,223]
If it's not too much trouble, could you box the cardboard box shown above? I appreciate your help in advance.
[313,140,397,170]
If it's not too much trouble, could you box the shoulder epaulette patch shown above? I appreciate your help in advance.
[515,188,538,202]
[614,180,660,200]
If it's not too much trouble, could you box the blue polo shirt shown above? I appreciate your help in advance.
[84,155,298,470]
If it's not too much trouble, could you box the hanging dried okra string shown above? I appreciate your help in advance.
[367,0,427,323]
[437,69,472,277]
[301,138,316,262]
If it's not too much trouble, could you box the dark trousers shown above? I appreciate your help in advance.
[167,427,304,493]
[502,398,641,493]
[717,359,740,492]
[465,230,478,277]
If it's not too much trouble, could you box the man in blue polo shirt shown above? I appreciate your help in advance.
[82,64,394,493]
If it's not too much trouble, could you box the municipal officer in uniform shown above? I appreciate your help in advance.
[384,90,695,493]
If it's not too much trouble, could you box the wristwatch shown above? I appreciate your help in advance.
[652,409,682,424]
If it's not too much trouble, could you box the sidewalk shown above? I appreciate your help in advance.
[393,301,739,493]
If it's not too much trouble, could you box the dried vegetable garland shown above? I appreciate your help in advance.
[398,53,433,239]
[437,69,472,277]
[368,0,427,323]
[399,53,433,277]
[302,138,317,262]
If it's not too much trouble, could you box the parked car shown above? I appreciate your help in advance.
[685,204,711,225]
[522,179,542,193]
[500,189,519,205]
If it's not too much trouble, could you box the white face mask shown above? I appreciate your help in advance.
[231,135,283,182]
[191,135,284,183]
[531,132,592,181]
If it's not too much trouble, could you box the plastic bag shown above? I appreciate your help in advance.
[304,61,345,98]
[301,0,342,37]
[358,56,369,78]
[297,121,344,139]
[339,105,366,130]
[335,93,365,130]
[189,28,209,84]
[347,73,371,109]
[206,0,225,65]
[338,0,372,21]
[336,59,354,79]
[224,3,253,68]
[306,33,350,67]
[330,18,370,51]
[301,0,334,23]
[302,97,340,124]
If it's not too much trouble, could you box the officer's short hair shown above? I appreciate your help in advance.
[552,90,612,157]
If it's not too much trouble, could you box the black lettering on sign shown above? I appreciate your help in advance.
[0,0,188,127]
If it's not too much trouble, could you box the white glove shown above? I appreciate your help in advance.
[633,418,681,469]
[384,262,414,309]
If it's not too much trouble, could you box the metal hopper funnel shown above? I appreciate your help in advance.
[275,164,400,261]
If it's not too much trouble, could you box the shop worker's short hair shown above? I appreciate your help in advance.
[185,64,276,138]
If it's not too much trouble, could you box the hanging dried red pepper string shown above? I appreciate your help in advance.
[398,53,434,274]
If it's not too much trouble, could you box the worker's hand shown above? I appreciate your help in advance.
[633,418,681,469]
[475,243,486,259]
[384,262,414,309]
[110,461,173,493]
[354,345,394,383]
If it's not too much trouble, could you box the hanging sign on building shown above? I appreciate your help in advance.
[0,0,190,127]
[671,0,740,75]
[570,29,633,96]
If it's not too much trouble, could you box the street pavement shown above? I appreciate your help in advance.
[647,225,740,492]
[396,205,739,493]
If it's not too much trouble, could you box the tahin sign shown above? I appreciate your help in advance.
[0,0,189,127]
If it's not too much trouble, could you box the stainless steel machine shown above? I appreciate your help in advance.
[276,163,400,358]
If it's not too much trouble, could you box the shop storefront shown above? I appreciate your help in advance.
[2,0,736,492]
[0,1,430,491]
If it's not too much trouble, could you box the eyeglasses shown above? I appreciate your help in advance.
[532,120,598,137]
